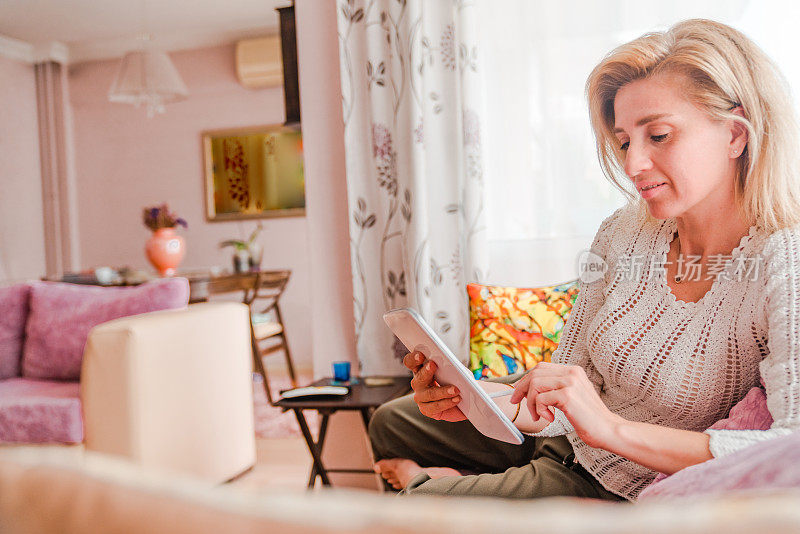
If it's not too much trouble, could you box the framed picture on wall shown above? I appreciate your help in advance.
[202,124,305,221]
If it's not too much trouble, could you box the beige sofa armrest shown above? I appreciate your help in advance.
[3,446,800,534]
[80,302,256,483]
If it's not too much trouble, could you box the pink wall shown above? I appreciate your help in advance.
[295,2,372,489]
[0,55,46,283]
[295,2,356,378]
[64,6,364,485]
[67,44,312,367]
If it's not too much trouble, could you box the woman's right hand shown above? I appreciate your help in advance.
[404,351,467,422]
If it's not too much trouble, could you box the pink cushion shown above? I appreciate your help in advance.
[0,378,82,443]
[0,284,31,380]
[705,385,774,431]
[638,428,800,501]
[639,385,774,500]
[21,278,190,380]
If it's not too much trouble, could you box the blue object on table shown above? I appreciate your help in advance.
[333,361,351,382]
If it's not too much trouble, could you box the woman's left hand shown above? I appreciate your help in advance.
[509,361,623,448]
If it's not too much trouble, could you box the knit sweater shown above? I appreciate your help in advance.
[530,202,800,501]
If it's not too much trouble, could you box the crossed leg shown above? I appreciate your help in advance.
[368,380,535,491]
[368,388,624,501]
[373,458,459,490]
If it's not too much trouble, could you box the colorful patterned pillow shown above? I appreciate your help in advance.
[468,280,580,379]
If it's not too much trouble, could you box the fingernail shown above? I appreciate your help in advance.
[448,387,455,395]
[415,353,422,362]
[452,396,461,403]
[427,362,433,370]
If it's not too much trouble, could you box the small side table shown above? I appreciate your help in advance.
[275,376,411,488]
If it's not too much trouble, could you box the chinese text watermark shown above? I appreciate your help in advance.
[578,251,764,284]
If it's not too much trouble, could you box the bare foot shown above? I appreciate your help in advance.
[374,458,460,490]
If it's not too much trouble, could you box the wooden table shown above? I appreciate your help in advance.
[46,270,290,305]
[185,270,290,304]
[274,376,411,488]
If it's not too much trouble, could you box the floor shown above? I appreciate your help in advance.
[0,367,384,493]
[231,436,385,492]
[231,437,312,490]
[242,365,385,492]
[1,436,382,492]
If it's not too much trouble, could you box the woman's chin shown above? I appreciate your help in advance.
[643,202,674,220]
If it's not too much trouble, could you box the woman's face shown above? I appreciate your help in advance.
[613,73,744,221]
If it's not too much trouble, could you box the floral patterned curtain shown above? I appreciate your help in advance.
[337,0,488,375]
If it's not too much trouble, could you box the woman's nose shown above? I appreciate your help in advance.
[623,141,654,178]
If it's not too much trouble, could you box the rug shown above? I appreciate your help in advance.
[252,373,320,439]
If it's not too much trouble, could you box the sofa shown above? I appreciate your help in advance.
[81,301,257,482]
[1,444,800,534]
[0,278,190,444]
[0,279,256,483]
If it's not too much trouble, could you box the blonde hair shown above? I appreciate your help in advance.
[586,18,800,233]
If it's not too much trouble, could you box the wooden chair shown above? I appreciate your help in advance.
[198,270,297,406]
[247,270,298,404]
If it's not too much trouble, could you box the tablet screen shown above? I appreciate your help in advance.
[384,308,524,445]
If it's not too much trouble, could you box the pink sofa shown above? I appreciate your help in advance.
[0,279,190,444]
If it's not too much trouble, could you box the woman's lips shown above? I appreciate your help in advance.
[639,182,667,199]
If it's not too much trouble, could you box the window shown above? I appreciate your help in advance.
[475,0,793,285]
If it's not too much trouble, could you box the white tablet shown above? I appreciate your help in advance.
[383,308,524,445]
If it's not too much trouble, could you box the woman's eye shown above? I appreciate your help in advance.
[651,133,669,143]
[619,141,629,151]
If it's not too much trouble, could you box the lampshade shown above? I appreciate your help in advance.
[108,49,188,117]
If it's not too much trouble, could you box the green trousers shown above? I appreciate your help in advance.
[368,376,625,501]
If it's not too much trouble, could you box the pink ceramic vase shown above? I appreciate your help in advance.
[145,227,185,276]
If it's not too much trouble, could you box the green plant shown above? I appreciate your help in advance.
[219,223,262,252]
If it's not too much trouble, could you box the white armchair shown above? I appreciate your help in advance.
[80,302,256,483]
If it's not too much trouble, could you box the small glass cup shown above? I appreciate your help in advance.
[332,361,351,382]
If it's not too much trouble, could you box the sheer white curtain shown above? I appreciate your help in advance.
[474,0,757,287]
[337,0,489,374]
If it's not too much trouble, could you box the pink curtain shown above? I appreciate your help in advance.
[35,61,79,276]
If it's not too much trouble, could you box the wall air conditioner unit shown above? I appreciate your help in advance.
[235,35,283,89]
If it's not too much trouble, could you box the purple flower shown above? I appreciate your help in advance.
[143,203,187,231]
[462,109,481,148]
[372,123,393,160]
[440,24,456,71]
[414,118,424,144]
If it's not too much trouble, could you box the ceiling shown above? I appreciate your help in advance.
[0,0,292,63]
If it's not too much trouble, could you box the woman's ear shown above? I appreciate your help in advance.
[729,105,748,159]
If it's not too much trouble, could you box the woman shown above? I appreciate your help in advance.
[369,18,800,501]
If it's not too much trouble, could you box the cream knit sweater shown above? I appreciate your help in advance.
[531,202,800,501]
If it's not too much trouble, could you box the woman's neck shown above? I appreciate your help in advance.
[674,209,752,258]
